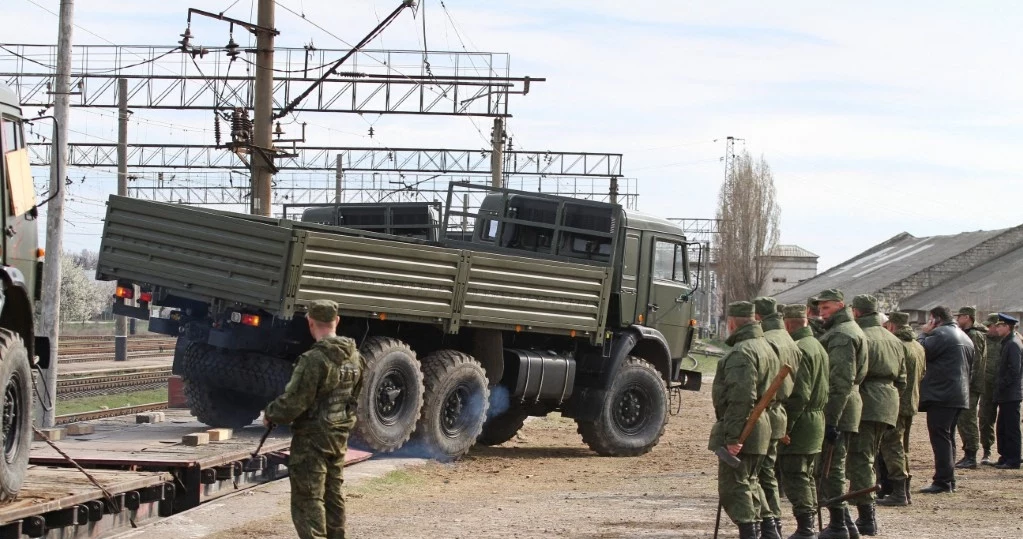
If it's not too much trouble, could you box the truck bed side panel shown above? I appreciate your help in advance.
[294,232,461,322]
[96,196,293,311]
[461,252,611,335]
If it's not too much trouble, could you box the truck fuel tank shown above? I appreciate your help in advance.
[503,349,576,405]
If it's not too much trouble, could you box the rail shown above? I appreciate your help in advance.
[54,401,170,425]
[57,367,173,399]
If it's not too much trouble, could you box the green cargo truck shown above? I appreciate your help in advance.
[97,183,703,460]
[0,83,51,499]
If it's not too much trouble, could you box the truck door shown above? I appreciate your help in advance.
[645,237,692,358]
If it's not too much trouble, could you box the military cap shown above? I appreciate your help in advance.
[783,304,807,319]
[817,289,844,302]
[807,296,819,308]
[997,313,1019,326]
[728,301,755,318]
[956,306,978,318]
[851,294,878,313]
[307,299,339,323]
[753,297,778,316]
[776,303,785,314]
[985,313,1000,326]
[888,312,910,326]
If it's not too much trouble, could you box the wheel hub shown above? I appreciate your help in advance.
[375,369,407,426]
[612,386,649,435]
[441,384,471,438]
[3,372,22,464]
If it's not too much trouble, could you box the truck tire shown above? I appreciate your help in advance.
[413,350,489,461]
[183,376,263,428]
[171,335,191,376]
[576,356,668,457]
[184,345,292,399]
[351,337,424,453]
[476,408,529,446]
[0,330,32,501]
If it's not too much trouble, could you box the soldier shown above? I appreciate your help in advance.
[779,304,829,539]
[846,295,903,535]
[877,312,926,507]
[753,297,802,539]
[264,300,364,539]
[954,307,987,469]
[815,289,868,539]
[989,314,1022,470]
[979,313,1003,465]
[807,297,826,339]
[710,301,781,539]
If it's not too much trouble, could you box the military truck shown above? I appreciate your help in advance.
[0,83,50,499]
[97,183,703,460]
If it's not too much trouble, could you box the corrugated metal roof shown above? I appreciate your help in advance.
[768,244,818,259]
[900,246,1023,312]
[775,228,1008,304]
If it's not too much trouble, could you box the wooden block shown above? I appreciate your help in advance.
[65,424,95,436]
[152,412,166,423]
[136,412,166,424]
[34,428,65,441]
[206,428,233,442]
[182,433,210,446]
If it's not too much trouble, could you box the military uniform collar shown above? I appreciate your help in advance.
[967,325,987,335]
[823,306,854,329]
[855,312,883,328]
[790,326,814,341]
[726,321,764,346]
[894,326,916,341]
[761,313,785,331]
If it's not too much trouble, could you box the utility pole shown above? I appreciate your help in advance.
[490,118,505,188]
[335,154,343,204]
[39,0,75,428]
[115,78,128,361]
[250,0,275,215]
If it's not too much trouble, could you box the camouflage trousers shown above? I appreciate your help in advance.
[289,431,349,539]
[819,432,849,509]
[847,421,886,506]
[979,392,998,452]
[718,453,765,525]
[779,453,820,517]
[956,392,981,454]
[756,440,782,519]
[878,415,913,481]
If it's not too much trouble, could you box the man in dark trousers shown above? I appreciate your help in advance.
[989,314,1022,469]
[916,306,973,494]
[265,300,364,539]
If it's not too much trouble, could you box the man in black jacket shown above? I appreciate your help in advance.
[989,314,1023,470]
[916,306,974,494]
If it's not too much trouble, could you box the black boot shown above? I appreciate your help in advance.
[787,513,817,539]
[818,508,848,539]
[955,452,978,469]
[854,504,878,536]
[876,479,908,507]
[739,523,759,539]
[761,518,781,539]
[844,507,860,539]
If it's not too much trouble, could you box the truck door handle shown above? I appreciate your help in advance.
[647,304,659,313]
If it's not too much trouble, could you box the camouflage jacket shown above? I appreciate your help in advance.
[780,326,829,455]
[965,326,988,396]
[709,322,779,456]
[856,313,906,427]
[820,307,868,433]
[761,314,802,440]
[894,326,926,417]
[983,333,1002,399]
[265,336,364,434]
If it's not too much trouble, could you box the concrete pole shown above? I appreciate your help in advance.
[335,154,343,204]
[39,0,75,427]
[114,78,128,361]
[490,118,504,188]
[250,0,275,215]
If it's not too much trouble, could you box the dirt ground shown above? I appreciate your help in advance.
[211,386,1023,539]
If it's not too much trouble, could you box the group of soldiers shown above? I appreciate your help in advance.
[712,289,926,539]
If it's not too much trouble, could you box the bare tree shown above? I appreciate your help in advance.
[715,151,781,306]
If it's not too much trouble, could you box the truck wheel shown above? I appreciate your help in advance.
[185,345,292,399]
[0,330,32,501]
[413,350,489,461]
[477,408,529,446]
[351,337,424,453]
[576,356,668,457]
[183,376,263,428]
[171,335,191,376]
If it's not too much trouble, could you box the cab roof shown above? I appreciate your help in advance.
[621,209,686,238]
[0,83,22,118]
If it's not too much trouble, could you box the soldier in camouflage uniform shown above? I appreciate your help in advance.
[877,312,926,507]
[807,297,826,339]
[779,304,829,539]
[711,301,781,539]
[979,313,1002,465]
[815,289,868,539]
[950,307,986,469]
[265,300,364,539]
[848,294,904,536]
[753,297,802,539]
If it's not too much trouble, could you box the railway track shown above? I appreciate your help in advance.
[56,337,178,363]
[57,366,173,399]
[54,401,170,425]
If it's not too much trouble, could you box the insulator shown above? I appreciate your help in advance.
[226,36,240,61]
[214,113,222,146]
[230,108,252,144]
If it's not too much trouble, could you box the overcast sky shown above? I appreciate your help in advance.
[5,0,1022,270]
